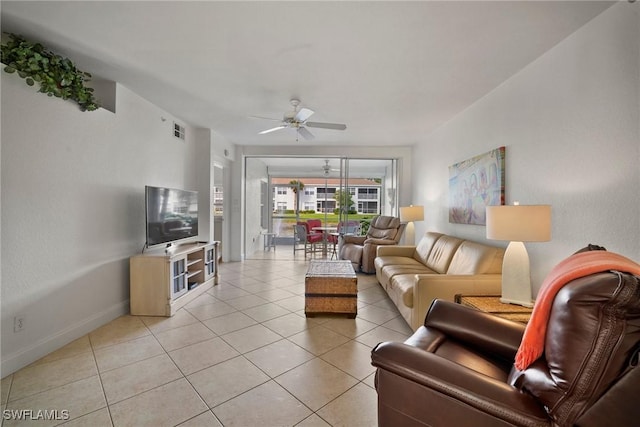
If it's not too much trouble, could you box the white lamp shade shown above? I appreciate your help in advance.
[486,205,551,242]
[400,205,424,223]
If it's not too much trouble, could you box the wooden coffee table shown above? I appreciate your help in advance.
[305,260,357,318]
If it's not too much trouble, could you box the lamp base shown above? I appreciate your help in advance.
[501,241,534,307]
[404,222,416,246]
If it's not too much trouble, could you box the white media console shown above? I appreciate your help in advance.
[130,241,219,316]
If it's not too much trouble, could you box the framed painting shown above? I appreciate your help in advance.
[449,146,505,225]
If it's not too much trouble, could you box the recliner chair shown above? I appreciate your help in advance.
[339,216,405,273]
[371,259,640,426]
[328,220,361,259]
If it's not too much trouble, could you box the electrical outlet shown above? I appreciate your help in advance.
[14,316,25,333]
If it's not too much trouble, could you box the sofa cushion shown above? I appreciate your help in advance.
[413,232,443,265]
[368,227,398,240]
[425,235,464,273]
[380,264,435,290]
[375,256,425,270]
[371,215,401,229]
[389,274,419,308]
[447,241,505,275]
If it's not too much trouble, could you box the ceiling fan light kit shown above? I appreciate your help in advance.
[255,98,347,141]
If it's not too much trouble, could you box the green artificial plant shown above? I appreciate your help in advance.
[1,33,100,111]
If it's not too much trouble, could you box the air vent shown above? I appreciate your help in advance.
[173,122,185,140]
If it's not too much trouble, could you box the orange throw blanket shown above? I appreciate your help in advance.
[515,251,640,371]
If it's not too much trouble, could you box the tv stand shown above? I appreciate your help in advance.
[130,241,219,316]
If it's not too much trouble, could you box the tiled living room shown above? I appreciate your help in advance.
[2,1,639,426]
[1,256,412,426]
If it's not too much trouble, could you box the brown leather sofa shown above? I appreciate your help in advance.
[340,216,405,273]
[371,269,640,426]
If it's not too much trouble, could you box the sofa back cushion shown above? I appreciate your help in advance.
[368,216,401,240]
[425,235,464,273]
[413,232,444,265]
[446,241,505,274]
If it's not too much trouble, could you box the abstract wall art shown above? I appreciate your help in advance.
[449,146,505,225]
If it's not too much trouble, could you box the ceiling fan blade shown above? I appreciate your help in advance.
[297,126,315,140]
[305,122,347,131]
[259,125,286,135]
[295,108,314,123]
[250,115,282,122]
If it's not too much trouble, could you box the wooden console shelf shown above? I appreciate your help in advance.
[130,241,219,316]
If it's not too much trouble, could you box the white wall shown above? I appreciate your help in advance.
[194,128,236,254]
[1,77,207,375]
[412,3,640,297]
[208,129,235,263]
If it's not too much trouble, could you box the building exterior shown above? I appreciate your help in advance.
[271,177,382,215]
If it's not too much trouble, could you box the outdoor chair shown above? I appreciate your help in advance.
[306,219,323,236]
[293,222,323,257]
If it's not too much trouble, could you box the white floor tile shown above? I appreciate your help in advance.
[2,256,415,427]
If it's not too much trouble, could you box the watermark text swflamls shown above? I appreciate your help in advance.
[2,409,70,421]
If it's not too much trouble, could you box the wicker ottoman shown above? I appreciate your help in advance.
[305,260,357,318]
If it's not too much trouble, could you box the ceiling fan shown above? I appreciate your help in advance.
[254,99,347,141]
[321,159,340,176]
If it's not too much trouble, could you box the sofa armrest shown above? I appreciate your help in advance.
[364,237,398,246]
[342,235,366,245]
[424,300,525,360]
[371,342,548,424]
[409,274,502,330]
[377,245,416,257]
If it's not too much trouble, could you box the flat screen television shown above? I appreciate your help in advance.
[145,185,199,248]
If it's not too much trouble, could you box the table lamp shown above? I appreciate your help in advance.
[486,204,551,307]
[400,205,424,245]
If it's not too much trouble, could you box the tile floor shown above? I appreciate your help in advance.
[0,253,413,427]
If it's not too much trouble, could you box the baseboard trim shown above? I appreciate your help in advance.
[1,300,129,377]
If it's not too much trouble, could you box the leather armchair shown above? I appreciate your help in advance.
[340,216,405,273]
[371,269,640,426]
[328,220,361,259]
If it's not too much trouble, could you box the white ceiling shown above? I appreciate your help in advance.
[1,1,614,147]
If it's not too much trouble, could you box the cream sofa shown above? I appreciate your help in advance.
[374,232,505,330]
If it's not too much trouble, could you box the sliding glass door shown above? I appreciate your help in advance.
[244,156,399,259]
[337,158,398,235]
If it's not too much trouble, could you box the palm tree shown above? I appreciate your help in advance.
[289,180,305,212]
